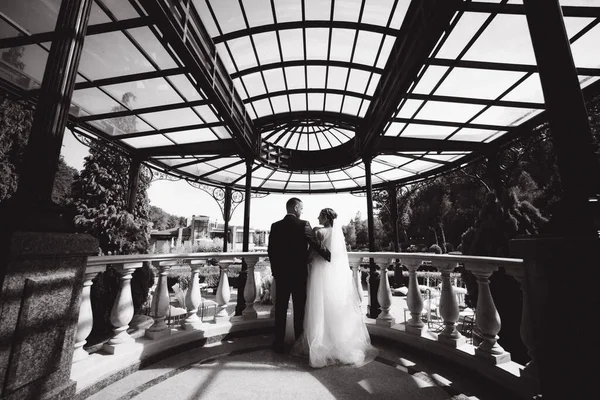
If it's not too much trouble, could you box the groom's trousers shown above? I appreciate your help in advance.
[274,275,307,347]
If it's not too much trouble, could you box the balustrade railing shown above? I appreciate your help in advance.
[74,250,533,395]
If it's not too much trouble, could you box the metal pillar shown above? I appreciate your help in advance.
[222,186,232,252]
[127,156,142,213]
[523,0,600,236]
[389,184,399,252]
[364,156,381,318]
[236,159,253,315]
[8,0,93,231]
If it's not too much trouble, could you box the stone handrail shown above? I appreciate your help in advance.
[75,251,534,397]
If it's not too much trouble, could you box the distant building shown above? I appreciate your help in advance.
[150,214,268,252]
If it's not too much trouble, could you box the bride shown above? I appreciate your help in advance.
[292,207,378,368]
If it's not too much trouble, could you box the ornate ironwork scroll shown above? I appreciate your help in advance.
[187,181,244,222]
[149,169,182,183]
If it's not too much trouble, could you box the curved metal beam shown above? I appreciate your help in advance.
[212,20,401,44]
[243,87,371,105]
[254,111,361,132]
[231,59,383,80]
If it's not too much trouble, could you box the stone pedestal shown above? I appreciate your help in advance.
[0,231,98,400]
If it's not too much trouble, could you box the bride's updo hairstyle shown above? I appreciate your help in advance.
[319,208,338,226]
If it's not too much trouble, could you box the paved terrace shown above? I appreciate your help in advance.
[76,288,513,400]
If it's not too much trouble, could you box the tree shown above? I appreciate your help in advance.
[149,205,170,230]
[51,156,78,206]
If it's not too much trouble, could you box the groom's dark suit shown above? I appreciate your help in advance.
[268,214,331,351]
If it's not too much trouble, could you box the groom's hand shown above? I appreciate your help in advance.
[324,248,331,262]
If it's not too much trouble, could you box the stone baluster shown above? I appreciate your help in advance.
[404,258,425,335]
[243,256,259,319]
[183,259,205,330]
[467,263,511,364]
[349,258,365,304]
[270,276,276,318]
[433,260,465,347]
[73,266,105,363]
[103,262,143,354]
[215,259,234,318]
[254,267,262,303]
[506,266,539,380]
[376,257,396,327]
[146,260,174,339]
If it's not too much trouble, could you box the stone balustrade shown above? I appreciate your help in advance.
[75,250,534,397]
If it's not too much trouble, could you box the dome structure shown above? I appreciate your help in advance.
[0,0,599,193]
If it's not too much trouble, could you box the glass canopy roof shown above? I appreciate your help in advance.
[1,0,599,193]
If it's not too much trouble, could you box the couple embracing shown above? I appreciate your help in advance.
[268,197,377,368]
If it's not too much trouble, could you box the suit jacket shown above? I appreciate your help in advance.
[268,214,331,281]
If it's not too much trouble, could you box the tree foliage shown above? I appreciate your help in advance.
[149,205,187,231]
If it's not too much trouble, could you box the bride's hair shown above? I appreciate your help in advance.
[319,208,338,225]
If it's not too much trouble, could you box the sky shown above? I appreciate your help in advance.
[60,131,368,230]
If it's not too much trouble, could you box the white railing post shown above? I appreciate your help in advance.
[183,259,204,330]
[467,262,511,364]
[349,257,364,304]
[146,260,174,339]
[376,257,396,327]
[433,260,465,348]
[103,262,143,354]
[243,256,259,320]
[403,258,425,335]
[505,266,539,381]
[73,266,105,363]
[270,276,276,318]
[215,259,234,318]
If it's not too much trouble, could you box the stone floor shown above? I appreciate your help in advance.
[81,286,511,400]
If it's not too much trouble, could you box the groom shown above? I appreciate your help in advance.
[268,197,331,353]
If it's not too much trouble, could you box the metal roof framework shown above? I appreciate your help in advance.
[1,0,599,193]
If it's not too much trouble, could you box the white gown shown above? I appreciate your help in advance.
[292,221,378,368]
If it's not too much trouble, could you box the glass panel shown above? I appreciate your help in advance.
[401,124,456,140]
[233,77,248,100]
[243,0,274,26]
[297,134,308,150]
[270,170,291,181]
[570,22,600,68]
[254,31,281,65]
[366,74,381,96]
[0,19,20,39]
[252,167,273,179]
[210,0,245,34]
[416,101,484,124]
[166,128,218,144]
[331,179,356,190]
[404,159,440,173]
[390,1,411,30]
[563,16,596,40]
[310,181,334,190]
[88,115,153,135]
[167,74,203,101]
[471,106,542,127]
[228,36,257,70]
[71,87,122,114]
[308,93,324,110]
[464,15,536,65]
[279,29,304,61]
[326,66,349,90]
[79,31,155,80]
[436,12,489,60]
[264,68,286,92]
[376,168,413,181]
[271,95,290,114]
[211,125,232,139]
[306,0,331,20]
[122,135,173,148]
[362,0,395,26]
[142,108,202,129]
[334,0,361,22]
[253,98,272,117]
[284,66,305,89]
[274,0,302,23]
[358,99,370,117]
[412,66,448,94]
[127,27,177,70]
[0,44,47,90]
[103,77,183,109]
[376,35,395,69]
[450,128,502,142]
[341,96,361,116]
[307,66,326,88]
[195,0,220,37]
[242,72,267,98]
[346,69,370,94]
[325,94,343,112]
[101,0,139,20]
[194,105,221,123]
[396,99,424,118]
[354,31,383,66]
[330,29,355,63]
[436,68,526,100]
[305,29,329,60]
[216,42,235,72]
[502,73,544,103]
[0,0,61,34]
[289,93,305,111]
[384,122,406,136]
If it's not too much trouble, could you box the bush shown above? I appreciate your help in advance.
[429,244,443,254]
[196,237,223,252]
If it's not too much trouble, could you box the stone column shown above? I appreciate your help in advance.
[468,263,511,364]
[403,259,425,335]
[183,260,204,330]
[376,258,396,327]
[349,258,365,304]
[103,262,143,354]
[72,266,105,363]
[505,266,539,384]
[242,256,259,319]
[433,261,465,348]
[216,259,233,318]
[146,261,173,339]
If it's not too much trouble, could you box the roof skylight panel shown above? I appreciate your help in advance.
[415,101,485,124]
[101,0,140,20]
[253,31,282,66]
[71,87,123,115]
[470,105,542,127]
[353,31,384,66]
[570,22,600,68]
[121,135,173,149]
[252,98,272,118]
[167,75,204,101]
[435,68,527,100]
[400,124,457,140]
[243,0,274,26]
[325,94,344,113]
[166,128,220,144]
[435,12,490,60]
[127,27,177,70]
[308,93,325,110]
[271,95,291,114]
[305,28,330,60]
[142,108,202,130]
[242,72,268,98]
[362,0,396,26]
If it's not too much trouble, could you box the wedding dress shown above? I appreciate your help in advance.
[292,220,378,368]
